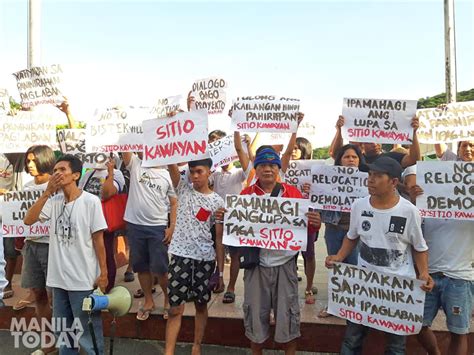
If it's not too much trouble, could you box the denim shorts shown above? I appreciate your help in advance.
[127,222,169,274]
[423,273,473,334]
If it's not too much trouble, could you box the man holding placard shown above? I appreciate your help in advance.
[218,147,320,355]
[326,156,433,355]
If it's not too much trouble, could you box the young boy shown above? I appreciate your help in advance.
[165,158,225,355]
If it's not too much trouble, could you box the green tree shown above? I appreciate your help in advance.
[312,146,330,159]
[417,88,474,108]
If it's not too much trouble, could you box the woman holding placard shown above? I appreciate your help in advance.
[318,143,363,317]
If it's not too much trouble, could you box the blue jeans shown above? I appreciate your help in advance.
[423,273,473,334]
[341,321,406,355]
[52,287,104,355]
[324,225,358,265]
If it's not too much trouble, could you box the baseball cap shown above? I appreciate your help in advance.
[359,156,402,179]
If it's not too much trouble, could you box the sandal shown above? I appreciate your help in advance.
[3,290,14,299]
[305,290,315,305]
[136,306,154,321]
[222,291,235,304]
[163,308,169,320]
[318,306,332,318]
[133,287,156,298]
[13,299,34,311]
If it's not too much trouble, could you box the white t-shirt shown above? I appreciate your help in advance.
[209,166,248,200]
[347,196,428,278]
[24,180,49,243]
[124,155,176,226]
[39,191,107,291]
[168,178,224,261]
[423,218,473,281]
[79,169,125,200]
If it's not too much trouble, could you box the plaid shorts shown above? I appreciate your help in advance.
[168,255,215,307]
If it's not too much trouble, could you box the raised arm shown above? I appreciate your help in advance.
[24,174,60,225]
[234,131,251,172]
[401,116,421,168]
[168,164,181,188]
[101,158,119,200]
[329,115,345,159]
[57,97,76,129]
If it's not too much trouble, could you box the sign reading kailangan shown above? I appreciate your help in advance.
[1,191,50,237]
[57,129,109,169]
[342,98,417,144]
[231,95,300,133]
[223,194,310,251]
[0,111,58,153]
[310,165,368,212]
[208,135,248,170]
[416,101,474,143]
[142,110,209,166]
[192,77,227,115]
[150,95,182,118]
[13,64,64,108]
[86,108,147,153]
[416,161,473,220]
[328,262,425,336]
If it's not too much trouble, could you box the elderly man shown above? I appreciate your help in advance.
[218,147,321,355]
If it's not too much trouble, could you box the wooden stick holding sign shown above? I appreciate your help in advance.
[142,109,209,167]
[328,262,425,336]
[416,161,473,220]
[342,98,417,144]
[1,191,50,237]
[223,194,310,252]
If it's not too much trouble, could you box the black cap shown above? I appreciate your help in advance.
[359,156,402,179]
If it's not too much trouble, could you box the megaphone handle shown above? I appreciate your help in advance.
[88,313,100,355]
[110,317,117,355]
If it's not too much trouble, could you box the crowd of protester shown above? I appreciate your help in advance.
[0,98,472,355]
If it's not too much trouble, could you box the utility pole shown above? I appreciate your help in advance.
[444,0,457,103]
[27,0,41,69]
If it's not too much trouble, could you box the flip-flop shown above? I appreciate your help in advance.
[3,290,14,299]
[305,290,316,305]
[136,307,154,321]
[13,299,34,311]
[133,287,156,298]
[222,291,235,304]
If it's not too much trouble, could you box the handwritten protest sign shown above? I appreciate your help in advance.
[0,111,58,153]
[57,129,109,169]
[208,135,248,170]
[284,160,325,197]
[12,64,64,108]
[142,110,209,166]
[310,165,368,212]
[231,95,300,133]
[223,194,310,251]
[328,263,425,335]
[342,98,417,144]
[416,101,474,143]
[0,88,9,113]
[416,161,473,220]
[86,108,147,153]
[192,77,227,115]
[1,191,50,238]
[150,95,182,118]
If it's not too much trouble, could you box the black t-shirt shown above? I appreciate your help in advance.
[364,151,405,165]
